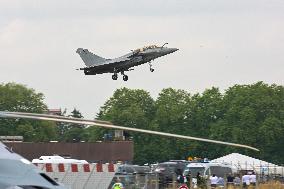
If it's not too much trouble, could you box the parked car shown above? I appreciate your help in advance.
[154,161,188,184]
[116,164,150,175]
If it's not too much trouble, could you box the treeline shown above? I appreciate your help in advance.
[0,82,283,164]
[0,83,86,142]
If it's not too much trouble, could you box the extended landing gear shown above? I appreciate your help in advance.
[121,71,128,81]
[123,75,128,81]
[111,70,128,81]
[149,62,154,72]
[112,73,118,80]
[112,68,118,80]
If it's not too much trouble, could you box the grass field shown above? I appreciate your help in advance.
[166,181,284,189]
[207,182,284,189]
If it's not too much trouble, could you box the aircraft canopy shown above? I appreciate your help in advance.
[135,45,158,52]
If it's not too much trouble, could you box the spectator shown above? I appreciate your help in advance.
[176,168,185,186]
[250,171,256,186]
[111,178,124,189]
[217,176,225,186]
[226,173,234,187]
[177,174,185,184]
[185,171,191,188]
[242,173,250,188]
[196,172,206,189]
[210,174,218,188]
[233,174,241,186]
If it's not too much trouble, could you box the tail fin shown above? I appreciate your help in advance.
[76,48,106,67]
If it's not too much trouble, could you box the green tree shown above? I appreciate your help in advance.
[97,83,284,164]
[208,82,284,163]
[0,83,58,142]
[181,87,224,159]
[153,88,191,161]
[97,88,156,164]
[62,108,85,142]
[55,108,68,141]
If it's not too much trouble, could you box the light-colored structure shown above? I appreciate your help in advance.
[211,153,284,176]
[0,136,23,142]
[32,155,88,164]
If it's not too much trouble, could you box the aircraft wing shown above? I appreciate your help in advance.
[95,57,131,67]
[81,56,131,70]
[111,56,131,63]
[0,111,259,151]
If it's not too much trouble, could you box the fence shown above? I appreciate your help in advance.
[216,161,284,184]
[112,172,284,189]
[111,161,284,189]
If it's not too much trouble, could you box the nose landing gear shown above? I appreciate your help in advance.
[149,62,154,72]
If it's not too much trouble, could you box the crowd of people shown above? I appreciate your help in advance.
[241,172,257,188]
[177,171,257,188]
[112,169,257,189]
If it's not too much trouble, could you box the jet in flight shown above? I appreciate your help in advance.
[76,43,178,81]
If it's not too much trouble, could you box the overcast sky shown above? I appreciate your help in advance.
[1,0,283,118]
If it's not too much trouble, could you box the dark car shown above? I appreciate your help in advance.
[114,164,151,186]
[116,164,150,175]
[154,161,188,185]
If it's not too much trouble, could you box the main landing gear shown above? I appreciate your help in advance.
[112,74,118,80]
[123,75,128,81]
[121,71,128,81]
[111,70,128,81]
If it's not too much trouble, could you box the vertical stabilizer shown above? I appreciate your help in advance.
[76,48,106,67]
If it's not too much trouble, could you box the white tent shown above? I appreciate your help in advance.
[211,153,284,176]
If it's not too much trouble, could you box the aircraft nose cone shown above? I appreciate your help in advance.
[172,48,179,52]
[166,48,179,54]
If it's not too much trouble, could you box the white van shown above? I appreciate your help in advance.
[183,162,235,178]
[183,162,236,187]
[32,155,88,164]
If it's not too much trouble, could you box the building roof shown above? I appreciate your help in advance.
[47,109,62,115]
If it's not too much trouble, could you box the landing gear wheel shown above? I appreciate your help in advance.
[123,75,128,81]
[112,74,118,80]
[149,62,154,72]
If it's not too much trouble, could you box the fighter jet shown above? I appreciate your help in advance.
[76,43,178,81]
[0,142,66,189]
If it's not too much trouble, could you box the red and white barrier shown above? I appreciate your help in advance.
[34,163,118,189]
